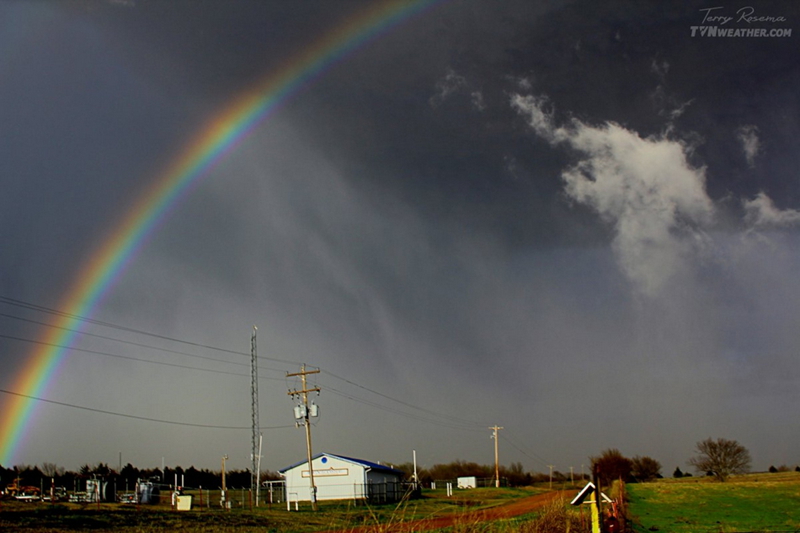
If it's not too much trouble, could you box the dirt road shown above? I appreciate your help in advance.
[325,490,568,533]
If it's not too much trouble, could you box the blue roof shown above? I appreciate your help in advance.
[279,452,405,476]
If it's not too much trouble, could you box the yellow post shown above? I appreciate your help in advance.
[591,498,601,533]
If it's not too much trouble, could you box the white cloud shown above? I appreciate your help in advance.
[668,98,694,121]
[650,58,669,81]
[511,94,562,142]
[744,192,800,228]
[430,69,485,112]
[650,85,694,121]
[736,125,761,167]
[429,68,467,107]
[471,91,486,111]
[506,75,533,91]
[513,94,715,296]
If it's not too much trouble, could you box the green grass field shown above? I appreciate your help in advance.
[627,472,800,532]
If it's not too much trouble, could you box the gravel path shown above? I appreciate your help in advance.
[323,490,568,533]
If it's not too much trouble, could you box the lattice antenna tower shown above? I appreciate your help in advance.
[251,326,260,496]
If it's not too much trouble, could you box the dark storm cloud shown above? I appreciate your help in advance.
[2,0,799,474]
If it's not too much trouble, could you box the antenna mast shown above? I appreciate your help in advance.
[251,326,260,501]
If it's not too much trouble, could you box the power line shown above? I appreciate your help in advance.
[1,329,486,432]
[0,295,297,365]
[323,384,483,431]
[0,332,283,380]
[321,369,488,429]
[0,388,293,430]
[0,311,253,369]
[0,301,295,377]
[500,430,552,469]
[0,324,487,431]
[0,294,493,436]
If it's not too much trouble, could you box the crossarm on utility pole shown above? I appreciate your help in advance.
[287,364,321,511]
[490,426,504,488]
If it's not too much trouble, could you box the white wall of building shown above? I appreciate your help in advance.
[281,453,403,503]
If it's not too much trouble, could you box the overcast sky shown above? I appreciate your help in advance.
[1,0,799,477]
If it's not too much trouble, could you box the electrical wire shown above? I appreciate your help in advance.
[0,332,286,381]
[0,294,495,437]
[323,384,484,431]
[0,295,297,365]
[0,323,489,430]
[0,325,489,432]
[0,387,293,431]
[500,430,552,468]
[0,311,252,370]
[321,369,489,429]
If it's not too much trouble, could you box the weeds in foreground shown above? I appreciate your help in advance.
[2,490,590,533]
[517,499,591,533]
[341,496,593,533]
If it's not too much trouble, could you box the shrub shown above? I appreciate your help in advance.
[631,456,662,482]
[591,449,633,486]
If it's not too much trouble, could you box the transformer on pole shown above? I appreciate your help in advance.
[287,364,320,511]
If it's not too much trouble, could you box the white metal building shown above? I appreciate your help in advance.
[279,452,405,503]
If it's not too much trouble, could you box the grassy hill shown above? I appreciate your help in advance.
[627,472,800,532]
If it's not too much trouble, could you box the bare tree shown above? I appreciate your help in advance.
[688,437,751,481]
[40,462,65,478]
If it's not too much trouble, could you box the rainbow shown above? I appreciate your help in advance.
[0,0,442,466]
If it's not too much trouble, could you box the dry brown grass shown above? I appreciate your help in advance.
[516,498,591,533]
[0,489,589,533]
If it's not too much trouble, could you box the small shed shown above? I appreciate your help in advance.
[280,452,405,503]
[457,476,477,489]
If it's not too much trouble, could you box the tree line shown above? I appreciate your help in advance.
[590,437,795,484]
[2,437,786,492]
[389,459,568,487]
[1,459,576,491]
[0,462,283,492]
[402,437,769,485]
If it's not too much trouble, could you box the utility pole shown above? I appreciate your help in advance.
[489,426,503,488]
[221,455,229,509]
[287,364,320,511]
[570,466,574,485]
[547,465,555,489]
[250,326,260,504]
[413,450,419,489]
